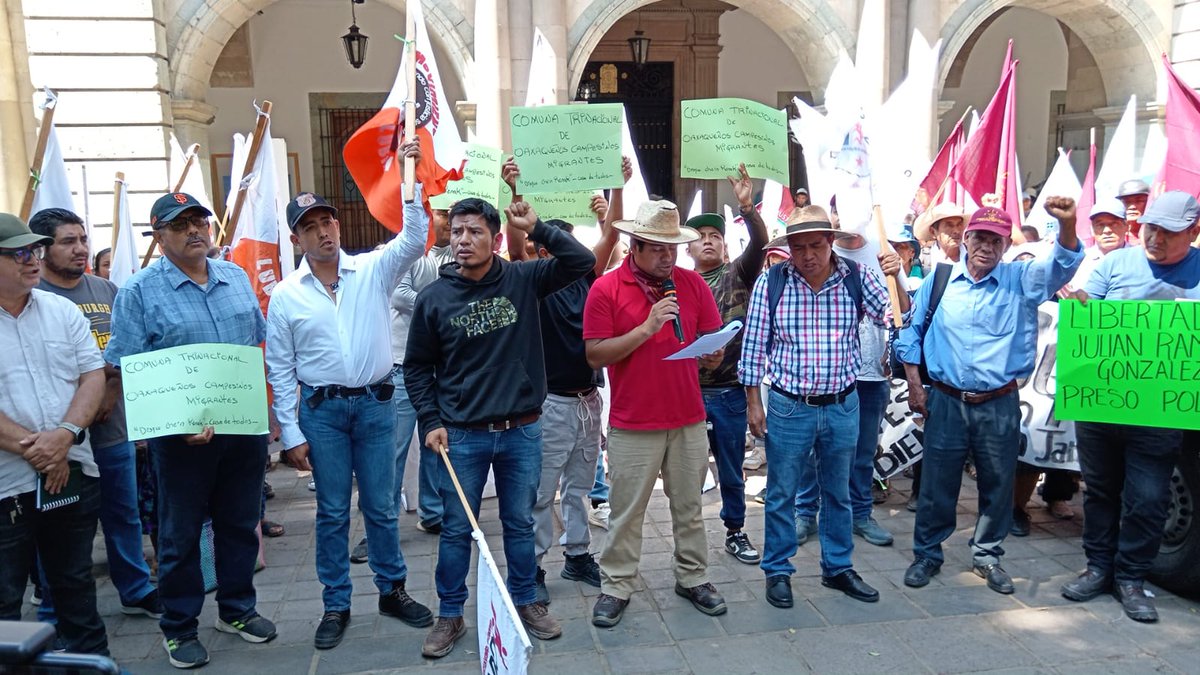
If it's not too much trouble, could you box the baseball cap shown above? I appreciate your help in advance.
[794,187,809,196]
[888,223,919,246]
[1141,191,1200,233]
[150,193,212,229]
[0,213,53,249]
[684,213,725,236]
[286,192,338,231]
[964,206,1013,238]
[1088,197,1126,221]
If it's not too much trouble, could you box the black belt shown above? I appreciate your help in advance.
[770,382,856,407]
[303,377,395,408]
[549,386,597,398]
[461,412,540,432]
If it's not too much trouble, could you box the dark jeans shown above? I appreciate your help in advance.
[1015,464,1078,504]
[0,478,108,655]
[1075,421,1182,582]
[150,434,267,639]
[702,387,747,530]
[913,387,1019,567]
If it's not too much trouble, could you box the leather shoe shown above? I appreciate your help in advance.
[1010,509,1031,537]
[765,575,793,608]
[674,582,727,616]
[821,570,879,603]
[1061,568,1111,602]
[313,610,350,650]
[974,563,1014,594]
[1113,580,1157,622]
[904,558,941,588]
[591,593,629,628]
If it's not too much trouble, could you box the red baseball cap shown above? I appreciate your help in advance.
[965,206,1013,238]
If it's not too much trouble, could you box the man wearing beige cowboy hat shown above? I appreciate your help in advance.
[915,202,967,274]
[740,205,910,609]
[583,199,727,627]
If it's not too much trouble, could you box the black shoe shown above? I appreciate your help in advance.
[765,575,793,608]
[674,582,727,616]
[904,558,941,588]
[906,493,919,512]
[163,636,209,669]
[350,537,369,564]
[535,567,550,606]
[416,519,442,535]
[821,570,879,603]
[1010,509,1031,537]
[724,530,761,565]
[313,610,350,650]
[121,589,164,619]
[561,552,601,587]
[1113,580,1157,622]
[1061,568,1112,602]
[379,580,434,627]
[591,593,629,628]
[974,563,1014,594]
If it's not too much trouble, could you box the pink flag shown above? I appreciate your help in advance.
[912,117,965,214]
[1076,138,1096,247]
[1152,54,1200,199]
[953,62,1018,220]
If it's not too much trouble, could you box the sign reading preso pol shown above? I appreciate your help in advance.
[121,343,269,440]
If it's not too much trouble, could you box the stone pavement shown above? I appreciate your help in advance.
[37,462,1200,674]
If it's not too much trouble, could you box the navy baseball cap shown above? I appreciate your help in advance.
[1141,191,1199,233]
[286,193,338,231]
[150,193,212,230]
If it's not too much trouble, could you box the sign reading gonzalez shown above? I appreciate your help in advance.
[120,343,269,440]
[509,103,624,194]
[1056,300,1200,431]
[680,98,789,185]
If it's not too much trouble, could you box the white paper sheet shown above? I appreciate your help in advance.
[664,321,743,361]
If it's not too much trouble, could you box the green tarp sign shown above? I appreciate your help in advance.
[509,103,624,194]
[121,344,269,440]
[1056,300,1200,431]
[680,98,789,185]
[527,191,598,228]
[429,143,504,210]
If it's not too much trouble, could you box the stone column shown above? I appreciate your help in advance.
[1172,0,1200,87]
[0,0,32,213]
[530,0,568,104]
[474,0,513,150]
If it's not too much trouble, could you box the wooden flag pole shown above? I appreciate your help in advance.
[110,172,125,252]
[142,143,201,267]
[19,93,58,221]
[401,1,417,203]
[218,101,272,247]
[872,205,905,328]
[438,445,481,532]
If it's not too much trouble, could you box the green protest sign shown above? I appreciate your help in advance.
[527,191,598,228]
[680,98,788,185]
[1056,300,1200,431]
[429,143,504,209]
[509,103,624,194]
[121,344,269,440]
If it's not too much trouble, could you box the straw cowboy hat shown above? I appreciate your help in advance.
[613,200,699,245]
[763,205,852,250]
[913,202,967,243]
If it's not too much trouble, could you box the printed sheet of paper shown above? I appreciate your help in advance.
[665,321,743,361]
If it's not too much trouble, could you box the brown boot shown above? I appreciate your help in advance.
[516,602,562,640]
[421,617,466,658]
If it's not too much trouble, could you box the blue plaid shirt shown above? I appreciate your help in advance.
[105,256,266,365]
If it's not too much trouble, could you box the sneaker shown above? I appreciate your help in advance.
[754,488,766,505]
[742,447,766,470]
[516,602,562,640]
[906,492,919,512]
[724,531,761,564]
[561,552,602,587]
[350,537,369,564]
[871,480,889,504]
[379,580,433,627]
[534,567,550,605]
[307,479,316,492]
[122,589,164,618]
[416,519,442,534]
[852,518,894,547]
[313,610,350,650]
[163,636,209,669]
[30,586,42,606]
[421,616,466,658]
[588,502,611,530]
[215,613,277,643]
[795,516,815,546]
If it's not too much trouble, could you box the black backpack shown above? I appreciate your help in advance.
[764,257,863,357]
[887,262,951,384]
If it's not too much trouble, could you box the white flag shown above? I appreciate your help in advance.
[1139,120,1166,182]
[169,134,213,213]
[475,531,531,675]
[109,178,139,288]
[1025,148,1081,238]
[227,114,283,317]
[1095,95,1137,201]
[620,109,650,219]
[686,189,703,219]
[789,98,842,209]
[30,125,77,218]
[524,28,557,107]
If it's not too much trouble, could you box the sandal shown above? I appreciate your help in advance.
[261,519,285,537]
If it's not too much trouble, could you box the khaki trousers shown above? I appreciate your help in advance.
[599,422,710,599]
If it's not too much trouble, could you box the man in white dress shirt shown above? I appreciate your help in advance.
[264,143,431,650]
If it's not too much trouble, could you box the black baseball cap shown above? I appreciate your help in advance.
[150,193,212,229]
[286,193,338,231]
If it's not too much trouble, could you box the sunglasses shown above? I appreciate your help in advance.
[155,215,210,233]
[0,245,45,264]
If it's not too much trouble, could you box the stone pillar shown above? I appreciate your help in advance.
[1172,1,1200,87]
[530,0,569,104]
[474,0,513,150]
[0,0,32,213]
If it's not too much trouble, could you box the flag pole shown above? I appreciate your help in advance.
[437,445,481,533]
[19,91,58,221]
[401,1,417,203]
[872,205,904,328]
[143,143,201,267]
[111,172,125,252]
[218,101,273,247]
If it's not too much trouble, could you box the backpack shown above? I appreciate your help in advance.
[887,262,951,384]
[764,257,863,357]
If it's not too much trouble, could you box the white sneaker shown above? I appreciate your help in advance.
[743,447,767,470]
[307,479,316,492]
[588,503,610,530]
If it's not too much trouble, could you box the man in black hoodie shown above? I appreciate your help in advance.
[404,197,595,659]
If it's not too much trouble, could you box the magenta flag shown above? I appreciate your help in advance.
[1153,55,1200,199]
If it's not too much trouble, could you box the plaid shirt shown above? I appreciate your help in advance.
[739,257,894,395]
[105,256,266,365]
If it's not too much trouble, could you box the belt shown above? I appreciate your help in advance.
[302,376,396,409]
[932,379,1018,404]
[770,382,856,406]
[549,386,596,398]
[461,411,541,432]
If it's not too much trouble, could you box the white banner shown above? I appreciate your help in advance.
[475,531,531,675]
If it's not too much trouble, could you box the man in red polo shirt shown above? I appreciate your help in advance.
[583,200,725,628]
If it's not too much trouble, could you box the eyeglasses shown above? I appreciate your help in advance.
[0,245,45,264]
[156,215,209,233]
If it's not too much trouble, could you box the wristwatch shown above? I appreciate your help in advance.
[56,422,86,445]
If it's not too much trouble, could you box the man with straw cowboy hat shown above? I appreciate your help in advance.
[583,200,727,628]
[915,202,968,272]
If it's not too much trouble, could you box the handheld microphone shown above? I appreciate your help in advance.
[661,278,685,344]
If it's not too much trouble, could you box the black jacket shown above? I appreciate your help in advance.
[404,220,595,440]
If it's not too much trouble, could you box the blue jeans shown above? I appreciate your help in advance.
[590,453,609,502]
[435,422,543,617]
[795,379,889,522]
[397,370,443,527]
[149,434,266,640]
[913,387,1019,567]
[300,384,406,612]
[702,387,747,530]
[391,370,417,518]
[762,388,859,578]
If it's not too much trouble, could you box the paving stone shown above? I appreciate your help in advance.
[888,614,1041,673]
[316,630,427,672]
[714,599,825,634]
[528,650,606,674]
[810,589,926,626]
[658,605,724,641]
[987,606,1140,665]
[679,633,813,674]
[535,616,596,655]
[903,585,1024,617]
[792,624,927,674]
[593,609,672,649]
[1052,655,1178,674]
[604,645,691,673]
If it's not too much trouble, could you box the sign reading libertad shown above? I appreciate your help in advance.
[508,103,624,194]
[121,344,270,440]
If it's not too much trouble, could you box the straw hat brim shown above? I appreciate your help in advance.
[913,207,966,243]
[763,226,853,251]
[613,219,700,244]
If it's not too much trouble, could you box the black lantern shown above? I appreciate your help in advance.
[342,0,368,69]
[627,11,650,67]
